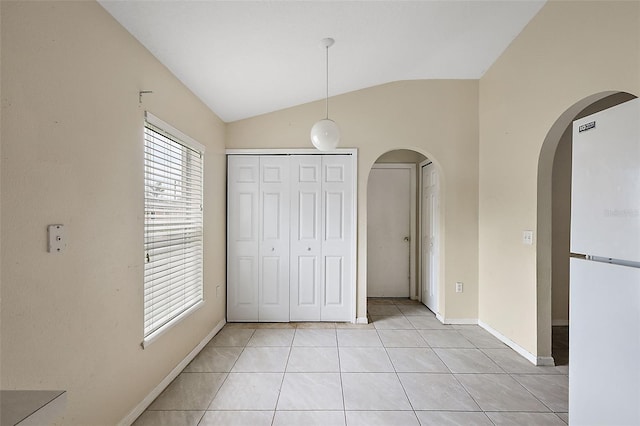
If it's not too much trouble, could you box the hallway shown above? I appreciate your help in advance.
[134,299,568,425]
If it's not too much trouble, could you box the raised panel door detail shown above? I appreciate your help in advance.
[324,256,343,306]
[299,164,319,182]
[298,192,318,240]
[229,154,353,323]
[259,156,290,322]
[325,191,344,241]
[237,192,256,241]
[321,155,353,322]
[236,257,256,305]
[228,254,258,321]
[290,156,322,321]
[262,192,281,241]
[237,166,257,183]
[325,164,344,182]
[263,165,282,183]
[261,256,281,305]
[297,256,317,305]
[227,156,259,321]
[421,163,440,313]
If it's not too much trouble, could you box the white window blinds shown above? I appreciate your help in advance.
[143,112,204,346]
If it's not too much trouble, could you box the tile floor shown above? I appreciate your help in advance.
[134,299,569,426]
[552,325,569,367]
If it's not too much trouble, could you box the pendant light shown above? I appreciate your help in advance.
[310,37,340,151]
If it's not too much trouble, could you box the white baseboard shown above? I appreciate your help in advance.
[552,319,569,326]
[478,320,541,366]
[356,316,369,324]
[536,356,556,366]
[436,313,478,325]
[119,318,226,426]
[443,317,478,325]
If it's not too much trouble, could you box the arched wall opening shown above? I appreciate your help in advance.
[536,91,638,362]
[364,148,446,318]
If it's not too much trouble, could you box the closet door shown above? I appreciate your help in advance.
[321,155,354,321]
[259,156,290,321]
[227,156,260,321]
[290,156,322,321]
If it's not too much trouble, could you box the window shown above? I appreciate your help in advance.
[143,112,204,346]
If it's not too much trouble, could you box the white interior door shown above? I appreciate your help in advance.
[367,165,412,298]
[227,152,356,323]
[290,156,322,321]
[321,155,354,321]
[227,156,260,321]
[421,162,439,312]
[259,156,290,321]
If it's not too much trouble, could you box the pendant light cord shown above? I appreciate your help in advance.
[325,44,329,120]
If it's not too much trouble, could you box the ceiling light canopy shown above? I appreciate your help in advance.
[310,37,340,151]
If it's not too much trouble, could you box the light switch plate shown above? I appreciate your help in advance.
[523,230,534,245]
[48,224,67,253]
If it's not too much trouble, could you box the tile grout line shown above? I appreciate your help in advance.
[434,317,565,422]
[335,327,348,425]
[506,371,560,415]
[193,328,256,426]
[396,301,496,425]
[137,302,569,425]
[269,327,295,426]
[379,305,422,425]
[205,328,256,417]
[425,317,499,422]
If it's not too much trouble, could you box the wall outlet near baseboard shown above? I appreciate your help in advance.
[455,282,463,293]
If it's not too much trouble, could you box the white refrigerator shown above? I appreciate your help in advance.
[569,98,640,425]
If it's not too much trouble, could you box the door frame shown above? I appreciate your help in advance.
[369,163,417,299]
[418,159,439,311]
[226,148,358,323]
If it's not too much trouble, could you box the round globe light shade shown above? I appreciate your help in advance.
[310,119,340,151]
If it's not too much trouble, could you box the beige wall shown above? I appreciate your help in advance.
[375,149,427,164]
[5,0,636,422]
[0,2,227,424]
[479,0,639,358]
[227,80,480,322]
[0,0,3,380]
[551,125,571,324]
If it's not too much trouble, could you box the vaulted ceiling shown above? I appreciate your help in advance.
[99,1,546,122]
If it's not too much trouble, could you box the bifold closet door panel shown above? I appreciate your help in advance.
[227,156,260,321]
[258,156,290,322]
[321,155,354,321]
[290,156,323,321]
[228,153,354,323]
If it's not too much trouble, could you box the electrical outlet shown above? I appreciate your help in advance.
[455,282,463,293]
[522,230,534,245]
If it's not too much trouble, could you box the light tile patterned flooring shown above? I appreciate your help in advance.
[134,299,569,426]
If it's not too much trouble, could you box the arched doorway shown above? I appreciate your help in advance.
[366,149,443,315]
[537,91,637,364]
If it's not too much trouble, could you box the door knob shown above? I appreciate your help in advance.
[271,247,275,252]
[307,247,311,251]
[404,236,410,242]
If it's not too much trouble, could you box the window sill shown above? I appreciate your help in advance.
[142,300,204,349]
